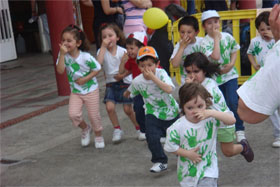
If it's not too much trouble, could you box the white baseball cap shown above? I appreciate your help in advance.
[201,10,220,22]
[128,32,148,46]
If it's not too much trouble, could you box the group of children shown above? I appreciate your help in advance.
[56,8,279,187]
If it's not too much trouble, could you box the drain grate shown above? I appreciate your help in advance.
[0,159,21,165]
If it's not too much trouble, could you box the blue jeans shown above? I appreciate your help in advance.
[146,114,179,164]
[187,0,196,15]
[219,78,244,131]
[133,95,146,133]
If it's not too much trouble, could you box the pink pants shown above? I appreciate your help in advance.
[68,89,103,132]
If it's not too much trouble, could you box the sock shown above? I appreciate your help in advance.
[114,125,121,129]
[135,126,140,131]
[240,141,247,154]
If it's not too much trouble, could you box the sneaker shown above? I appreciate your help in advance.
[95,136,105,149]
[81,125,92,147]
[150,163,167,173]
[236,130,246,142]
[272,138,280,148]
[137,130,146,141]
[240,139,254,162]
[160,137,166,144]
[112,129,123,143]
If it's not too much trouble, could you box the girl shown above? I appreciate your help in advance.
[56,24,104,149]
[96,23,140,143]
[183,52,254,162]
[164,82,236,187]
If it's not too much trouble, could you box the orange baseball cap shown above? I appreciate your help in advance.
[137,46,159,60]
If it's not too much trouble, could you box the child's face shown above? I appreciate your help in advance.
[126,43,139,59]
[101,27,119,48]
[203,17,220,34]
[61,32,81,53]
[258,22,273,41]
[185,64,206,84]
[183,95,207,123]
[138,58,158,78]
[179,25,198,43]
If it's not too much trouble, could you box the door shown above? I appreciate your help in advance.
[0,0,17,63]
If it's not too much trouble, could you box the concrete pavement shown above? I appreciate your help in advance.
[0,50,279,186]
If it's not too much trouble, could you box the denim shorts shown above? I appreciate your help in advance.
[103,81,133,104]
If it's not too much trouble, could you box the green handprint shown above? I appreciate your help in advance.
[186,160,197,177]
[145,103,155,114]
[205,151,213,167]
[178,165,184,182]
[170,129,180,145]
[82,79,96,91]
[198,144,208,158]
[205,121,214,140]
[86,59,97,69]
[212,88,221,104]
[184,128,198,148]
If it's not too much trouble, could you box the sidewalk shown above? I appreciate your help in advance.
[0,51,279,186]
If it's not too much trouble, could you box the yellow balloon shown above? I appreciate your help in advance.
[143,8,169,29]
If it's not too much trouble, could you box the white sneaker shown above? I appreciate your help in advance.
[272,138,280,148]
[236,131,246,142]
[150,163,167,173]
[160,137,166,144]
[112,129,123,143]
[81,125,92,147]
[137,130,146,141]
[95,136,105,149]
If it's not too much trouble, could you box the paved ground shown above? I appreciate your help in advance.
[0,50,279,187]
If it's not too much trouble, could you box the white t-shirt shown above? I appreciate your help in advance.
[164,116,219,187]
[171,37,203,83]
[97,45,132,84]
[237,40,280,115]
[200,32,240,85]
[128,68,179,120]
[202,78,235,129]
[247,36,275,67]
[56,51,101,95]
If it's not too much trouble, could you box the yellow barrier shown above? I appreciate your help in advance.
[169,9,257,85]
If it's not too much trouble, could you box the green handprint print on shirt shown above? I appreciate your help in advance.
[169,129,180,145]
[212,88,221,104]
[184,128,199,148]
[252,41,262,56]
[86,59,97,69]
[204,121,214,140]
[186,159,198,177]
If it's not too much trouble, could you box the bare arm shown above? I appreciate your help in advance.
[247,54,260,71]
[174,147,201,164]
[76,70,100,85]
[171,36,192,68]
[129,0,152,8]
[101,0,123,15]
[209,30,221,61]
[237,98,269,124]
[119,52,129,74]
[150,75,173,94]
[80,0,93,7]
[56,44,68,74]
[269,4,280,42]
[196,109,236,125]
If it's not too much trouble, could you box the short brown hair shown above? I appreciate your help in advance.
[179,82,212,115]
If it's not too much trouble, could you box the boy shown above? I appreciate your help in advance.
[170,15,203,84]
[117,32,148,140]
[199,10,246,142]
[247,11,280,148]
[124,46,179,173]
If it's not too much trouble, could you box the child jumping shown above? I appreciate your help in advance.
[124,46,179,173]
[170,15,203,84]
[184,52,254,162]
[164,82,236,187]
[200,10,246,142]
[117,32,148,140]
[247,11,280,148]
[56,24,104,148]
[96,23,140,143]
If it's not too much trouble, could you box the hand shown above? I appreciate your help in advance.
[114,73,124,81]
[187,147,202,164]
[263,30,274,40]
[220,62,234,74]
[180,34,192,49]
[269,4,280,41]
[142,67,155,80]
[75,77,87,85]
[253,63,261,71]
[121,52,129,64]
[59,43,68,55]
[212,27,221,40]
[185,76,194,84]
[123,90,130,98]
[101,38,111,49]
[194,109,212,121]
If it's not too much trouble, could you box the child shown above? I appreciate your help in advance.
[118,32,148,140]
[247,11,280,148]
[184,52,254,162]
[124,46,179,173]
[164,82,236,187]
[200,10,246,142]
[96,23,140,143]
[170,15,203,84]
[56,24,104,148]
